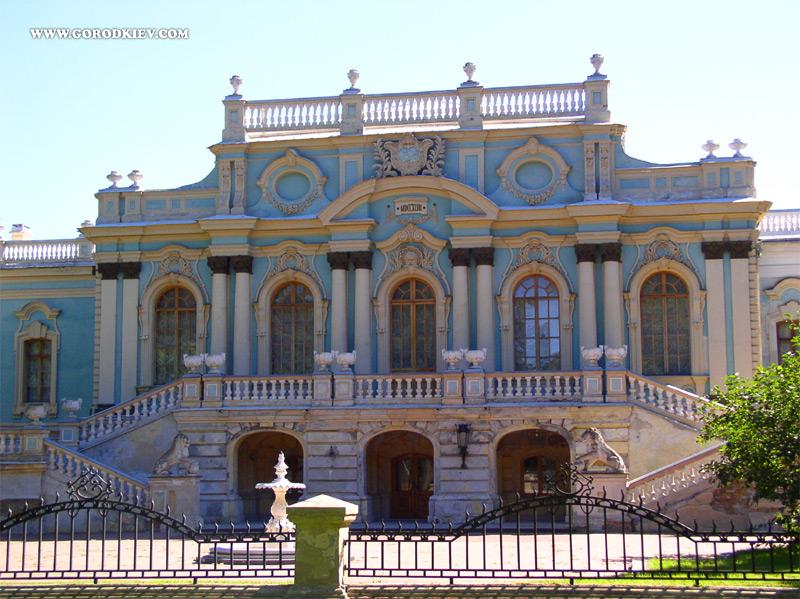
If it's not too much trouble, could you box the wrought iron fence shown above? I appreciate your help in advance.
[346,466,798,583]
[0,469,294,581]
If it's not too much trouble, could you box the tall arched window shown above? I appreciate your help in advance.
[390,279,436,371]
[513,275,560,370]
[154,287,197,385]
[271,282,314,374]
[641,272,690,375]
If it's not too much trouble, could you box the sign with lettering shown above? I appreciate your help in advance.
[394,198,428,217]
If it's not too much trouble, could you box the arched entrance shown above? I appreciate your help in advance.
[496,429,570,508]
[365,431,434,521]
[237,432,304,521]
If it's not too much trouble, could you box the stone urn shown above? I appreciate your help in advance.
[604,345,628,368]
[183,353,206,374]
[336,350,357,373]
[61,397,83,419]
[313,351,335,372]
[581,346,604,368]
[204,352,226,375]
[441,349,464,371]
[255,452,306,532]
[462,348,487,370]
[24,403,48,425]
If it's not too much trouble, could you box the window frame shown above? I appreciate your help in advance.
[270,281,315,374]
[14,302,61,416]
[639,271,691,376]
[512,274,561,371]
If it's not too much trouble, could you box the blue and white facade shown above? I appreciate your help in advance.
[1,59,798,525]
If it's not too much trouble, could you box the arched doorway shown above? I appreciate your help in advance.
[365,431,434,521]
[237,432,304,521]
[390,279,436,372]
[496,429,570,507]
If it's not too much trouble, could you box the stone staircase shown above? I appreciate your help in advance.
[44,440,148,503]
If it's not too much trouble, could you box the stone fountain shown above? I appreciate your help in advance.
[256,452,306,532]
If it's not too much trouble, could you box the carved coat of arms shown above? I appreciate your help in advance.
[375,133,445,177]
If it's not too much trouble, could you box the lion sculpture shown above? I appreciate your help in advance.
[152,433,199,476]
[575,428,627,473]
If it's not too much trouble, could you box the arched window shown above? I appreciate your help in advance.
[271,282,314,374]
[640,272,690,375]
[154,287,197,385]
[513,275,560,371]
[390,279,436,371]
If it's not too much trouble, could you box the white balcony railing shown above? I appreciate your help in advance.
[0,238,94,266]
[239,81,594,135]
[759,209,800,238]
[486,372,583,401]
[353,374,444,403]
[223,376,313,404]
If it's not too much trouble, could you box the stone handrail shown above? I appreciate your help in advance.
[239,81,598,135]
[223,376,313,404]
[627,444,722,506]
[486,371,583,401]
[625,373,718,426]
[362,90,460,126]
[481,83,585,120]
[353,374,444,402]
[0,238,94,266]
[78,381,183,445]
[0,431,24,455]
[45,440,148,503]
[244,96,342,131]
[759,209,800,237]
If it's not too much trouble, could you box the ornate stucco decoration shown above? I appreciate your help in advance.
[264,246,325,294]
[374,133,445,177]
[257,149,327,215]
[506,240,568,279]
[627,235,699,287]
[374,223,450,296]
[141,248,208,301]
[496,136,570,205]
[158,252,194,278]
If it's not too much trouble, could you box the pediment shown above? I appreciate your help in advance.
[319,176,499,225]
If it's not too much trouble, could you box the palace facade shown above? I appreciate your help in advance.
[1,58,798,525]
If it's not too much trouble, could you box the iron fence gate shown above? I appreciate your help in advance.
[0,468,294,581]
[346,467,798,582]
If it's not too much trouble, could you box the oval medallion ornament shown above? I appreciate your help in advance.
[497,137,571,205]
[257,149,327,215]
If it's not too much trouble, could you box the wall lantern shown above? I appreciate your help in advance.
[456,423,471,469]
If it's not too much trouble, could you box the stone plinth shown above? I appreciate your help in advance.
[585,471,629,531]
[148,474,201,526]
[441,371,463,405]
[258,493,358,598]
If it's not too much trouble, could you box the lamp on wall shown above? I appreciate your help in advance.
[456,423,471,469]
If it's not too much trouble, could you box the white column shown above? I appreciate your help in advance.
[119,264,140,401]
[601,244,624,349]
[232,256,252,376]
[352,252,372,374]
[704,252,728,387]
[328,253,349,353]
[450,249,470,351]
[97,265,118,405]
[208,257,229,360]
[576,246,598,352]
[730,243,754,378]
[475,248,495,370]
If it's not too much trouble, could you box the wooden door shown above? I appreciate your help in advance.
[391,454,433,519]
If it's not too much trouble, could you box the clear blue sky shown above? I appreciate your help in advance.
[1,0,797,239]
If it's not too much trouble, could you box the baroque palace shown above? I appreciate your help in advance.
[1,57,798,525]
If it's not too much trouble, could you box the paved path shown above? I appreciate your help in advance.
[0,584,798,599]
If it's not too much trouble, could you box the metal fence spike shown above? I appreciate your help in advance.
[729,520,735,532]
[246,521,251,533]
[182,513,187,525]
[165,504,171,516]
[712,520,717,533]
[481,503,487,514]
[693,519,698,531]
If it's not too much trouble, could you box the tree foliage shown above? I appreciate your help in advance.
[699,321,800,528]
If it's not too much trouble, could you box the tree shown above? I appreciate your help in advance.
[699,320,800,529]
